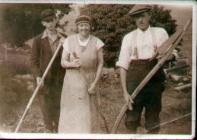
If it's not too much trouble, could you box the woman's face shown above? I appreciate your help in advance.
[77,22,91,37]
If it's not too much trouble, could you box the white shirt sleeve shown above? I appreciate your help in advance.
[63,38,69,53]
[61,38,71,68]
[157,28,169,47]
[116,35,131,70]
[96,38,105,50]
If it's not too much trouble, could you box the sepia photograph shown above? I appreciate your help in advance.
[0,0,196,139]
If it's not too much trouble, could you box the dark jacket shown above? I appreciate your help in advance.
[30,33,65,87]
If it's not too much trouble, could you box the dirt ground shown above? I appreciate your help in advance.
[99,74,192,134]
[0,66,192,135]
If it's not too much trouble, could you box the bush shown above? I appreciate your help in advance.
[81,4,177,67]
[0,4,71,47]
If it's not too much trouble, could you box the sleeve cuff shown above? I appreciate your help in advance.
[116,61,129,70]
[96,45,104,50]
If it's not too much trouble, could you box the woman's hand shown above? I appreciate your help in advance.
[123,91,134,110]
[61,49,81,69]
[88,82,96,95]
[69,58,81,68]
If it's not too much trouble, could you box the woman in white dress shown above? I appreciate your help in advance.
[58,15,105,133]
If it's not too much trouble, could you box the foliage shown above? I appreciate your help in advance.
[0,4,71,47]
[150,6,177,35]
[81,4,177,67]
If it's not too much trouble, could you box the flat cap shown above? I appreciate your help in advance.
[41,9,56,21]
[128,5,151,16]
[75,15,91,25]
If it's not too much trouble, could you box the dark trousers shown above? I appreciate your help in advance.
[125,59,165,133]
[38,84,62,132]
[125,82,164,133]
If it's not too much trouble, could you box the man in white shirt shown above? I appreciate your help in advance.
[116,5,169,133]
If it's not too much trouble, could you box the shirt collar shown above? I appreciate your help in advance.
[137,26,151,34]
[41,29,48,39]
[77,34,90,46]
[41,29,58,43]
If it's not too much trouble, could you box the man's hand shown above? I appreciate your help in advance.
[36,77,44,87]
[123,91,134,110]
[156,49,178,61]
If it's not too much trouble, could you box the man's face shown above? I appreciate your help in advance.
[42,18,57,31]
[134,12,150,31]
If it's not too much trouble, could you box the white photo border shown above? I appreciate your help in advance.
[0,0,196,139]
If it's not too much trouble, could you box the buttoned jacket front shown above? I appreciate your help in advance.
[30,32,65,86]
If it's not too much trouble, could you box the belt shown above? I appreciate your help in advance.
[130,59,157,65]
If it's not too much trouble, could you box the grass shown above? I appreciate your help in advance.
[0,50,33,131]
[0,42,193,133]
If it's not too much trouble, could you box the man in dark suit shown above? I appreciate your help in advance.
[30,9,65,132]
